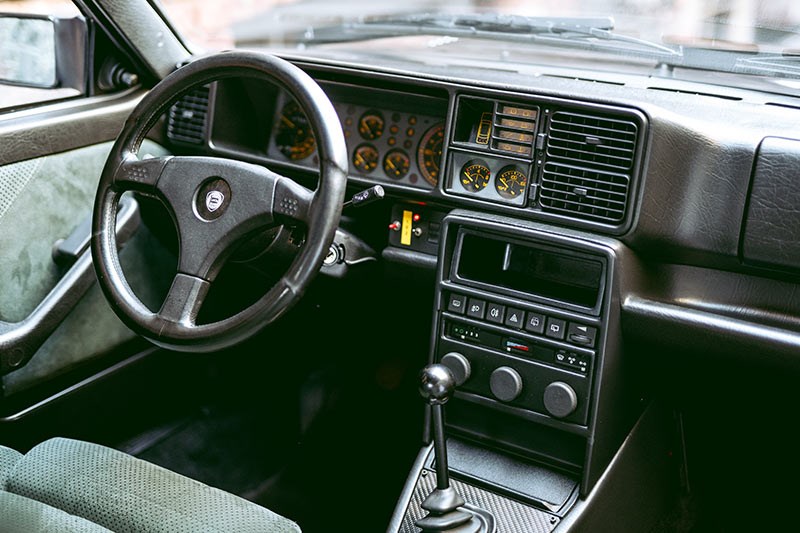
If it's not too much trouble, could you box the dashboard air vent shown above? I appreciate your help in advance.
[167,85,210,145]
[541,111,638,223]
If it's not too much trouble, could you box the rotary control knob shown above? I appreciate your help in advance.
[543,382,578,418]
[489,366,523,402]
[440,352,471,386]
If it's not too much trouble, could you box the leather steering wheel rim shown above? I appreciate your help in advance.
[91,51,348,352]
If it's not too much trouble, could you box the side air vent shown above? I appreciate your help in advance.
[167,85,210,145]
[541,111,638,223]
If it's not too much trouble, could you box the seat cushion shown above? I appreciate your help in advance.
[0,491,113,532]
[0,445,22,489]
[5,438,300,533]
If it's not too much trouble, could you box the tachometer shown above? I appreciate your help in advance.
[495,165,527,198]
[417,123,444,187]
[275,101,315,160]
[383,149,410,179]
[358,110,385,140]
[460,159,491,192]
[352,143,379,173]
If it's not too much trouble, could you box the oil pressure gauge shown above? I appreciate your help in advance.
[495,165,528,198]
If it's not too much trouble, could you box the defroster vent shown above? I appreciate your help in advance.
[541,111,638,224]
[167,85,210,145]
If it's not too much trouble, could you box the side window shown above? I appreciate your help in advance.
[0,0,86,110]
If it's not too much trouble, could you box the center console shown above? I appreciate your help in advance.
[388,210,674,532]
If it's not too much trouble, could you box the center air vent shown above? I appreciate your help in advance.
[167,85,210,145]
[540,111,638,224]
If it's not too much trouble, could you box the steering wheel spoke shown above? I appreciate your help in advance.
[114,155,172,193]
[159,273,210,326]
[274,177,314,224]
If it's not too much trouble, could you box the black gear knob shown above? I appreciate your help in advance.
[420,364,456,405]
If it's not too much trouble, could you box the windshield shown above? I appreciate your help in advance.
[158,0,800,79]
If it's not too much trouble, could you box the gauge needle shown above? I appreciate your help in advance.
[281,116,296,128]
[499,177,509,189]
[387,160,396,171]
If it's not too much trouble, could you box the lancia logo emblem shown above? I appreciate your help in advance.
[205,190,224,212]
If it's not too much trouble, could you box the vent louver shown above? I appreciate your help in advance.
[167,86,210,145]
[541,111,638,223]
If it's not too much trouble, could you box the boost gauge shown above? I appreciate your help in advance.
[495,165,528,198]
[275,101,315,160]
[358,110,385,140]
[460,159,491,192]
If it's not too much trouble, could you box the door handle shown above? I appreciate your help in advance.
[0,196,141,375]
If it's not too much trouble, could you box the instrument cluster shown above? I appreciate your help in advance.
[268,91,445,191]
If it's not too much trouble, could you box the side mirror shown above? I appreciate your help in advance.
[0,14,88,91]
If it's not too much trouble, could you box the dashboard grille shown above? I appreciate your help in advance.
[541,111,638,223]
[166,86,210,145]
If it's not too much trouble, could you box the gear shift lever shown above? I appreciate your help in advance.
[416,364,481,533]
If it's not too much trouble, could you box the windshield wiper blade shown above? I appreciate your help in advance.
[303,13,682,60]
[734,54,800,78]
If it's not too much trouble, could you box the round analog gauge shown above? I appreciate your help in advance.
[417,124,444,187]
[495,165,528,199]
[358,110,385,140]
[275,101,315,160]
[352,143,379,174]
[460,159,491,192]
[383,149,410,179]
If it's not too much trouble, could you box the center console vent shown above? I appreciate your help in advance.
[541,111,638,224]
[167,85,210,145]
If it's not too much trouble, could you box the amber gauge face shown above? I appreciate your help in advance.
[358,110,385,140]
[417,124,444,187]
[275,101,315,160]
[383,149,410,179]
[352,143,379,173]
[495,165,528,199]
[460,159,491,192]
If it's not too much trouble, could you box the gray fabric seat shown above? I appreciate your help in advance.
[0,438,300,533]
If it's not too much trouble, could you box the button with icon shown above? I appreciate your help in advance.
[447,294,467,315]
[486,302,505,324]
[504,308,525,329]
[466,298,486,319]
[545,317,566,340]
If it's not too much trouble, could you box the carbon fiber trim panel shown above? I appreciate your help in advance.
[399,469,559,533]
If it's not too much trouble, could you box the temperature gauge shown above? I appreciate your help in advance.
[460,159,491,192]
[383,149,410,179]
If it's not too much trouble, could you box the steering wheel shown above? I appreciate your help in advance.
[91,51,347,352]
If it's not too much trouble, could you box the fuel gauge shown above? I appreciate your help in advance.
[352,144,379,174]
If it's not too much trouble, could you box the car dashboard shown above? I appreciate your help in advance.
[162,47,800,530]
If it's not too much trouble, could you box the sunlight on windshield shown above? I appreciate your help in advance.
[158,0,800,54]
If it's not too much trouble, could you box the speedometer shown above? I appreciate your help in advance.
[275,101,315,161]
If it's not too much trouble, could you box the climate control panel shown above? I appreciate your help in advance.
[433,219,607,429]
